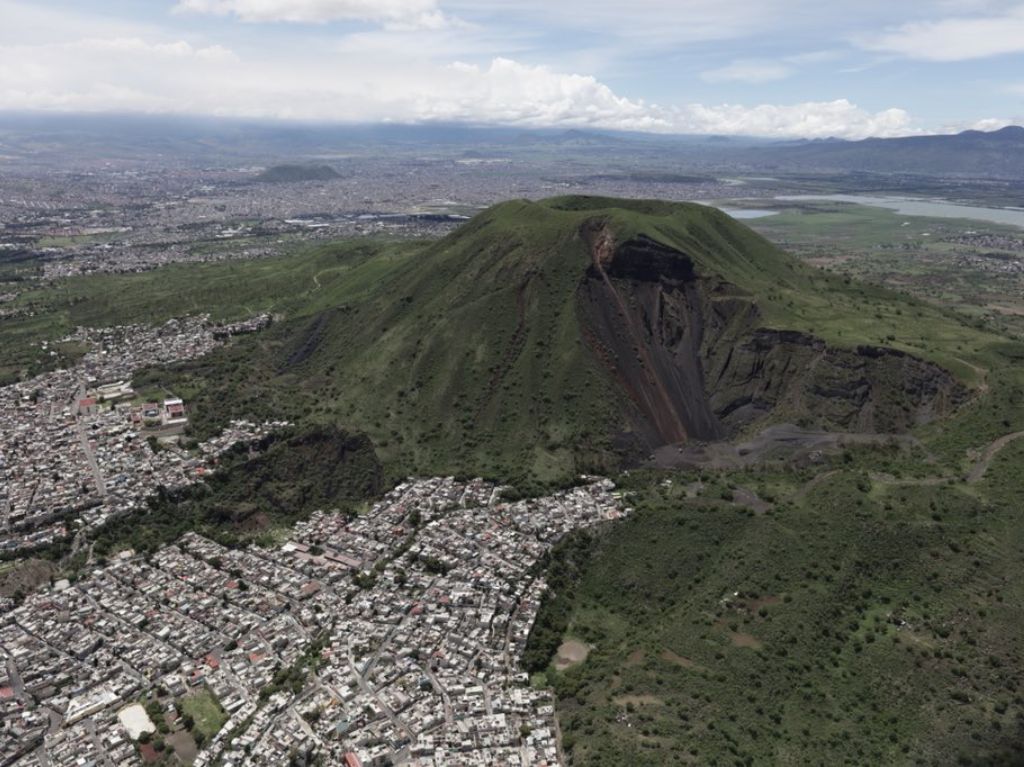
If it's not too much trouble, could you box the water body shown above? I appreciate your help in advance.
[776,194,1024,229]
[695,201,780,220]
[719,208,779,220]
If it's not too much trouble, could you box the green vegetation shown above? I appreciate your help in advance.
[137,196,1014,485]
[746,199,1024,339]
[93,425,382,556]
[6,196,1021,487]
[179,688,228,740]
[255,164,341,183]
[0,237,422,384]
[528,454,1024,766]
[5,193,1024,765]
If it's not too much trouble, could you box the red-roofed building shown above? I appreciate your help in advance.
[343,753,363,767]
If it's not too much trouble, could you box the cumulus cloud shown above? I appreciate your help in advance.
[673,100,914,138]
[701,60,794,84]
[939,116,1021,132]
[434,59,670,131]
[0,31,920,139]
[78,37,237,61]
[174,0,448,28]
[861,4,1024,60]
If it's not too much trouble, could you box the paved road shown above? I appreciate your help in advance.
[74,383,106,498]
[348,650,414,741]
[420,664,453,726]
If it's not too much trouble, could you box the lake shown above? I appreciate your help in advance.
[775,194,1024,229]
[719,208,779,220]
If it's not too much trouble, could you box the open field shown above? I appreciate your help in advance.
[180,689,228,740]
[740,199,1024,339]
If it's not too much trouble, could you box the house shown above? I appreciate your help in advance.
[163,398,187,424]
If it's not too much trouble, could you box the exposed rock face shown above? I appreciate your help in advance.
[576,220,967,450]
[578,224,725,447]
[706,330,968,434]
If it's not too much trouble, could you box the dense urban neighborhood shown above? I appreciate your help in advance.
[2,107,1024,767]
[0,293,627,766]
[2,475,624,766]
[0,313,275,554]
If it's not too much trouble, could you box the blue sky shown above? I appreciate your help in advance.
[0,0,1022,138]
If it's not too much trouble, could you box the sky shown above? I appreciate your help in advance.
[0,0,1022,139]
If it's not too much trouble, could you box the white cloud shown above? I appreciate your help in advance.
[77,37,238,61]
[937,116,1024,133]
[784,49,844,64]
[174,0,448,28]
[0,30,920,140]
[0,0,159,45]
[435,59,670,130]
[673,100,915,138]
[448,0,810,47]
[861,4,1024,61]
[701,60,794,84]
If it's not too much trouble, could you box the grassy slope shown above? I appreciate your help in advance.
[540,449,1024,766]
[6,197,1024,763]
[5,196,1021,484]
[0,238,423,383]
[254,196,1016,481]
[207,196,830,482]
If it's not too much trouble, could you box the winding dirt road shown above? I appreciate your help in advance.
[967,431,1024,483]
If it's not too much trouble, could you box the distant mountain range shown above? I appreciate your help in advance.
[0,112,1021,178]
[752,126,1024,178]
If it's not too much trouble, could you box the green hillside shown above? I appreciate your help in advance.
[255,164,341,182]
[160,196,1004,485]
[528,439,1024,766]
[9,196,1015,486]
[6,195,1023,766]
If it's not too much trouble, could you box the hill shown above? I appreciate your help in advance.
[529,438,1024,765]
[159,196,997,484]
[255,164,341,183]
[753,125,1024,178]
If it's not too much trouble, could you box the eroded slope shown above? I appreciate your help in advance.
[574,216,966,453]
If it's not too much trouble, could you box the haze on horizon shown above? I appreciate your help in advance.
[1,0,1023,140]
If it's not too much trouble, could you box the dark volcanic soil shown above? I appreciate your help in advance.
[575,219,967,458]
[646,423,920,470]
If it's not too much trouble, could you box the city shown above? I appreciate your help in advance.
[4,0,1024,760]
[2,475,625,766]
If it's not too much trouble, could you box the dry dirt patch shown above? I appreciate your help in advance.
[554,639,591,671]
[659,649,704,670]
[0,558,56,598]
[729,631,763,649]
